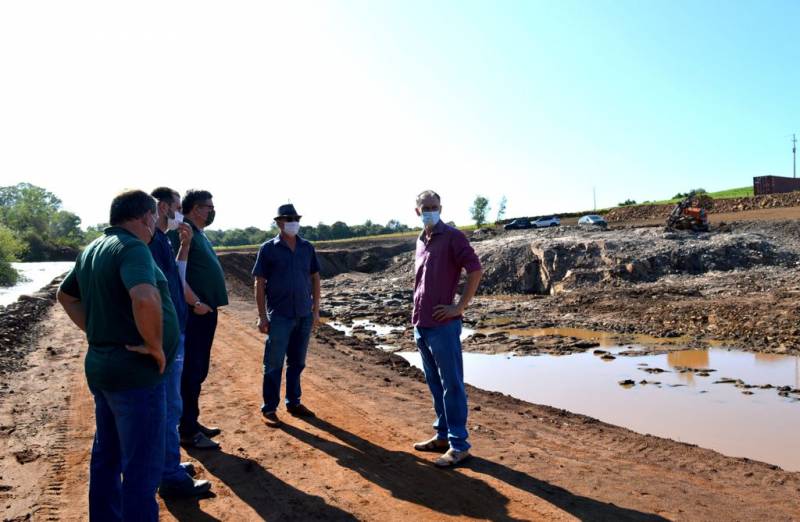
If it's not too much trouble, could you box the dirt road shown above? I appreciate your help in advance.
[2,299,800,521]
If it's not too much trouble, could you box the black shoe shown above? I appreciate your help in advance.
[181,432,220,450]
[198,423,221,438]
[262,411,282,428]
[159,478,212,499]
[287,404,316,418]
[180,462,196,477]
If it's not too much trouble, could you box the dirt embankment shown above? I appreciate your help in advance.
[605,191,800,222]
[218,239,416,300]
[0,278,61,375]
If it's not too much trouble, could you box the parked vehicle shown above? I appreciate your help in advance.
[533,215,560,228]
[503,218,533,230]
[578,214,608,228]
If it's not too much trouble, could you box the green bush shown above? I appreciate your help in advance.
[0,259,18,287]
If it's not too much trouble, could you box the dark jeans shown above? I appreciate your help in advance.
[89,381,166,521]
[262,314,313,413]
[179,309,218,437]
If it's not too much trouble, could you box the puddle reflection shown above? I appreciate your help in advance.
[398,347,800,471]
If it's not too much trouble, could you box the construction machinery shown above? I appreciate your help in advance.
[665,194,712,232]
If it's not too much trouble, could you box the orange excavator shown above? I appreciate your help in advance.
[665,194,712,232]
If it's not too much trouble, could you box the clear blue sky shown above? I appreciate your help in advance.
[2,0,798,229]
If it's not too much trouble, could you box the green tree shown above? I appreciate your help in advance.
[469,195,490,227]
[50,210,84,245]
[84,223,108,244]
[0,183,62,235]
[496,195,507,222]
[0,224,24,287]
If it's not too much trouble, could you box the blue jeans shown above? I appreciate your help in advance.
[88,380,166,521]
[262,314,313,413]
[161,334,190,486]
[414,319,470,452]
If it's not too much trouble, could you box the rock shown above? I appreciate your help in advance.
[618,379,636,387]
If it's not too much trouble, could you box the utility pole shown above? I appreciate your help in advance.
[793,134,797,178]
[593,186,596,212]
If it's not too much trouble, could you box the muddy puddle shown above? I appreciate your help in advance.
[395,346,800,472]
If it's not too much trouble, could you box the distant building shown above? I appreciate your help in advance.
[753,175,800,196]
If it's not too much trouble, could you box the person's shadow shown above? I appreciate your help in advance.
[282,416,525,521]
[465,457,670,521]
[286,417,668,522]
[163,446,358,521]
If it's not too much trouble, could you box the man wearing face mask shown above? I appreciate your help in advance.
[57,190,179,520]
[411,190,482,467]
[169,189,229,449]
[252,204,321,427]
[149,187,212,497]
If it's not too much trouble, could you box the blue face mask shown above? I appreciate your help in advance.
[421,211,440,227]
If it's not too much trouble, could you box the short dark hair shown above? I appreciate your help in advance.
[109,190,157,226]
[151,187,179,205]
[182,189,213,215]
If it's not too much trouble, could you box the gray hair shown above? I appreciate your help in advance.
[416,190,441,207]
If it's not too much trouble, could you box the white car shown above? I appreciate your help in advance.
[578,214,608,228]
[533,215,560,228]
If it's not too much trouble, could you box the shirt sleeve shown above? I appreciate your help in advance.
[309,244,320,275]
[450,230,482,273]
[59,263,81,299]
[120,242,157,290]
[251,244,268,278]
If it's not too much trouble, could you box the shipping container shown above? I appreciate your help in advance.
[753,175,800,196]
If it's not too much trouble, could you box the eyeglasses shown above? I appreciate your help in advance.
[278,217,300,223]
[198,204,215,210]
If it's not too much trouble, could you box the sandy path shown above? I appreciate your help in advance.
[2,302,799,521]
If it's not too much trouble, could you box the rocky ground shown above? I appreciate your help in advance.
[320,218,800,356]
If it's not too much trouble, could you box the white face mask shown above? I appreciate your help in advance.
[283,221,300,236]
[167,210,183,231]
[421,211,440,228]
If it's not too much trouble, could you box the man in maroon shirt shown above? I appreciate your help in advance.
[411,190,482,467]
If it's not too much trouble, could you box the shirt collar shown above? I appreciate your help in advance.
[418,220,446,243]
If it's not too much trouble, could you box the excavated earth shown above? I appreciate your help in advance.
[322,219,800,355]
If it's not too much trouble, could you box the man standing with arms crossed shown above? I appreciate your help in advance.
[150,187,212,497]
[57,190,179,519]
[171,189,229,449]
[253,204,321,427]
[411,190,482,467]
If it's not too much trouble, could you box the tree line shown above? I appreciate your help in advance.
[205,219,413,247]
[0,183,91,285]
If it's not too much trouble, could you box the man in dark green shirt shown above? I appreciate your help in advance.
[58,190,179,521]
[168,189,229,449]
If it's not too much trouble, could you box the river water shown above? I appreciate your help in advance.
[0,262,73,307]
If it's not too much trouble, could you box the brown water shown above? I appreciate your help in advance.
[399,346,800,471]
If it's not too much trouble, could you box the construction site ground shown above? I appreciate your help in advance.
[2,205,800,521]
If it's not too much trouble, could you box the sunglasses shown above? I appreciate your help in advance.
[278,217,300,223]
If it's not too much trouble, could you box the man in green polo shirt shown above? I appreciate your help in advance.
[168,189,229,449]
[57,190,179,521]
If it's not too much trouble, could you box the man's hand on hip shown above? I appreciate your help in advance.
[126,343,166,374]
[432,304,463,322]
